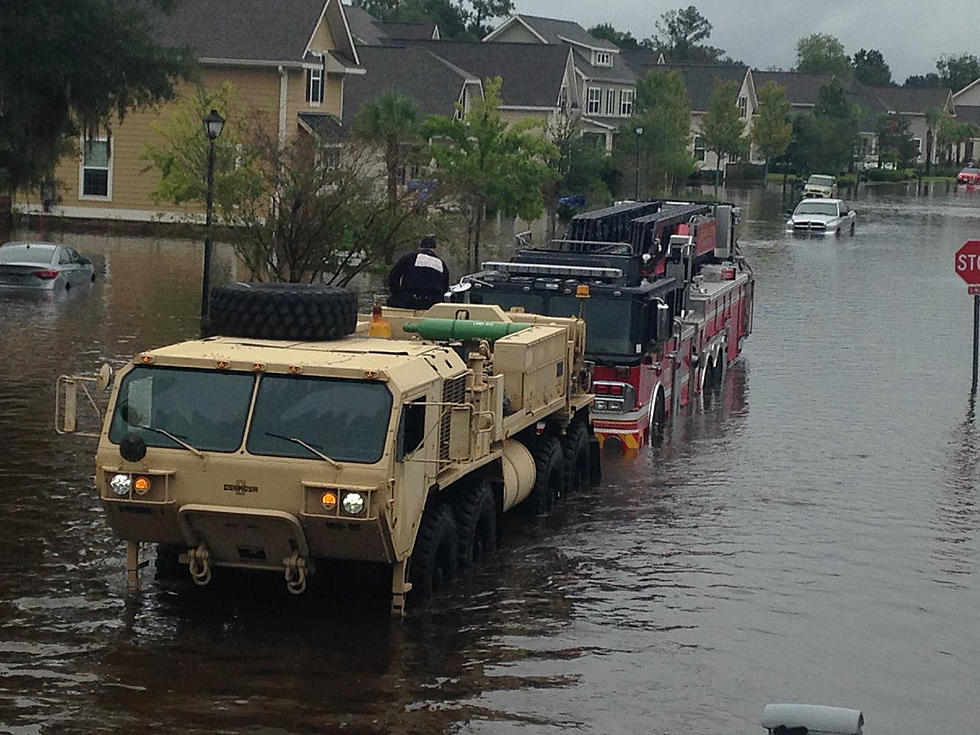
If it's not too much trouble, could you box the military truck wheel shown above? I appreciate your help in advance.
[452,478,497,571]
[154,543,183,582]
[562,421,591,494]
[529,436,564,515]
[207,283,357,341]
[409,504,459,601]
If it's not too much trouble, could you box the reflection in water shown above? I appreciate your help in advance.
[2,190,980,733]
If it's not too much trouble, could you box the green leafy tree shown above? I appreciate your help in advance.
[623,69,695,195]
[875,113,920,169]
[424,77,556,270]
[795,33,852,76]
[853,49,892,86]
[788,78,858,174]
[141,84,263,220]
[588,23,642,50]
[542,113,609,241]
[904,73,941,88]
[353,91,424,209]
[923,107,943,175]
[699,79,746,192]
[750,81,793,183]
[351,0,512,40]
[468,0,514,37]
[937,53,980,94]
[0,0,193,240]
[649,5,724,62]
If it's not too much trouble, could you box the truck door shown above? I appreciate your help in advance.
[390,390,439,559]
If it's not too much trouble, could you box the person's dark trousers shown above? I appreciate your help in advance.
[387,291,443,310]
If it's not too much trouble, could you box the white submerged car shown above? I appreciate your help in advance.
[803,174,838,198]
[786,198,856,237]
[0,241,95,290]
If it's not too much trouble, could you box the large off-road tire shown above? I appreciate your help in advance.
[562,421,591,494]
[154,543,183,582]
[207,283,357,341]
[451,478,497,571]
[409,504,459,601]
[528,435,564,515]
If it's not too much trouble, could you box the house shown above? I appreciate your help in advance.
[344,5,440,44]
[952,79,980,162]
[18,0,363,222]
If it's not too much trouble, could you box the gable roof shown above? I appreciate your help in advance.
[621,51,748,111]
[343,5,438,44]
[380,22,439,41]
[485,14,618,52]
[406,40,571,108]
[341,45,478,126]
[869,85,952,114]
[571,47,635,85]
[751,71,833,106]
[955,105,980,126]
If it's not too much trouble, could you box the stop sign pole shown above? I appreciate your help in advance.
[954,240,980,393]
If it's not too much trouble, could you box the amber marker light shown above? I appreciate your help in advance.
[216,360,229,369]
[321,491,338,510]
[575,284,591,299]
[252,363,264,371]
[140,355,153,363]
[133,476,152,495]
[289,365,302,374]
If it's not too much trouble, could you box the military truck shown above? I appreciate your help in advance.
[56,284,597,613]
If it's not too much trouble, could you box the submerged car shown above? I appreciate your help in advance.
[803,174,838,198]
[786,199,856,236]
[957,166,980,185]
[0,241,95,290]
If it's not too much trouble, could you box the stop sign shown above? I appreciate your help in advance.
[955,240,980,284]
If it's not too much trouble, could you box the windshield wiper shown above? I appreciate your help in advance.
[264,432,343,470]
[137,425,205,458]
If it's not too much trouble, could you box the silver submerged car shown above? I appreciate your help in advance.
[0,242,95,290]
[786,199,856,237]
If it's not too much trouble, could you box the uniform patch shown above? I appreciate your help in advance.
[414,253,444,272]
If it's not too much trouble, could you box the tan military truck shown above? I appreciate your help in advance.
[57,284,596,613]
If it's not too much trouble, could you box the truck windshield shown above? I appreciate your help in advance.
[549,296,637,357]
[246,376,392,464]
[108,367,255,452]
[795,201,839,216]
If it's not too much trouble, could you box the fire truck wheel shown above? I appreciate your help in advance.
[850,222,855,236]
[409,503,459,601]
[154,543,183,582]
[452,478,497,571]
[648,392,666,445]
[562,421,591,493]
[206,283,358,341]
[529,436,564,514]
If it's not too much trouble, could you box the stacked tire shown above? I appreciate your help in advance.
[206,283,357,341]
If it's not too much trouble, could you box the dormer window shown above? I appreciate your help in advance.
[306,62,324,105]
[593,50,612,67]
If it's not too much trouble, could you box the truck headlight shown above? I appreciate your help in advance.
[341,491,366,516]
[109,473,132,497]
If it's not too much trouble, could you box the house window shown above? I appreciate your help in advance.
[738,96,747,118]
[694,136,706,162]
[557,85,567,111]
[912,138,922,155]
[605,89,616,115]
[321,146,341,169]
[306,64,324,105]
[593,51,612,67]
[81,137,111,199]
[620,89,634,116]
[587,87,601,115]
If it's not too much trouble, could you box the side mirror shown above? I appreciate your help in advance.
[97,363,114,392]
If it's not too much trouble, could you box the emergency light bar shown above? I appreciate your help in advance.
[481,261,624,280]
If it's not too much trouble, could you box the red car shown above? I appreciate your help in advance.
[957,166,980,184]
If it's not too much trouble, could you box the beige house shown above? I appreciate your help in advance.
[953,79,980,162]
[18,0,363,222]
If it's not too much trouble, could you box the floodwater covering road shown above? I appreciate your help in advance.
[1,184,979,734]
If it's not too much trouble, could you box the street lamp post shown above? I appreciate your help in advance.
[634,126,644,200]
[200,108,225,329]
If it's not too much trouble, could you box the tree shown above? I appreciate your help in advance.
[875,113,919,169]
[353,91,424,210]
[0,0,193,241]
[699,79,746,193]
[750,81,793,183]
[788,78,858,174]
[542,113,609,241]
[468,0,514,37]
[904,73,941,88]
[853,49,892,86]
[650,5,724,62]
[923,107,942,175]
[623,70,695,194]
[588,23,642,50]
[937,53,980,94]
[350,0,513,40]
[424,77,555,270]
[795,33,852,76]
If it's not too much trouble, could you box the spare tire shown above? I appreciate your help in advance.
[207,283,358,341]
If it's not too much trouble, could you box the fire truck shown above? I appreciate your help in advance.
[451,200,754,449]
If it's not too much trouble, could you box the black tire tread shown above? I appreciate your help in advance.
[528,435,564,515]
[154,543,183,582]
[207,283,357,341]
[561,421,591,494]
[451,478,497,570]
[409,504,458,601]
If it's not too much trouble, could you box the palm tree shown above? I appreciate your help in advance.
[923,107,942,176]
[353,91,423,208]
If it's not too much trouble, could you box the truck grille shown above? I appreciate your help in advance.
[439,374,467,461]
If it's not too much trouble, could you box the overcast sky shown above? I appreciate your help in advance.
[511,0,978,84]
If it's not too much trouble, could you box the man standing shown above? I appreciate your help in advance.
[387,236,450,310]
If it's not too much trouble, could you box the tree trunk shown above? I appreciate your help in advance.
[762,159,769,189]
[925,130,933,176]
[473,203,484,272]
[0,193,12,244]
[714,151,722,195]
[546,201,557,245]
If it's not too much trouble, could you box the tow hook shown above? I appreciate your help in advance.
[187,543,212,586]
[283,551,309,595]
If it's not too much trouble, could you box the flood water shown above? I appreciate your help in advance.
[2,183,979,734]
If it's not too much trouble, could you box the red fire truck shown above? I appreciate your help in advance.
[451,200,754,449]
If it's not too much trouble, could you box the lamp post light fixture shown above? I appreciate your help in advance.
[200,108,225,330]
[634,126,644,200]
